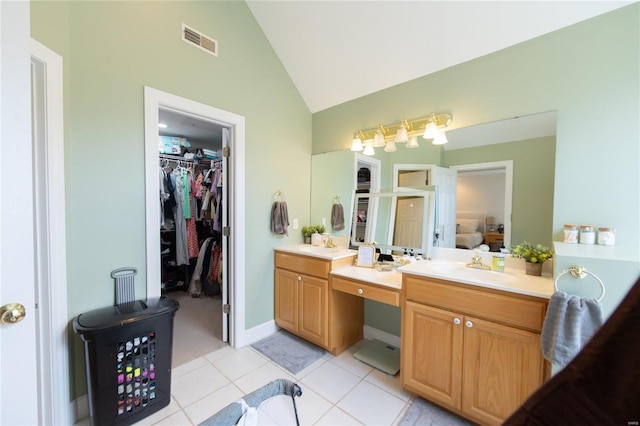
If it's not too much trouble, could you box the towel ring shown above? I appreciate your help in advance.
[274,190,285,201]
[554,266,605,301]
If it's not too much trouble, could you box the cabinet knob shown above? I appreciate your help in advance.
[465,320,473,328]
[357,288,363,295]
[297,275,302,281]
[453,317,461,325]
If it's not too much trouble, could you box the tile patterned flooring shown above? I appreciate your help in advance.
[77,339,419,425]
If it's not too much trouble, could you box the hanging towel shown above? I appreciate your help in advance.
[541,291,604,367]
[331,203,345,231]
[270,201,289,236]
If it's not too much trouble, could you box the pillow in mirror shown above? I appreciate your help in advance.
[457,218,479,234]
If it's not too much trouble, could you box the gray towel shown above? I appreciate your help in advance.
[541,291,604,367]
[270,201,289,236]
[331,203,345,231]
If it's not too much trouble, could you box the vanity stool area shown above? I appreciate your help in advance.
[273,245,553,426]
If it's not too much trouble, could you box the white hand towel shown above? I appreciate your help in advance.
[541,291,604,367]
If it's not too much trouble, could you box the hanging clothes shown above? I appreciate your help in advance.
[171,169,189,266]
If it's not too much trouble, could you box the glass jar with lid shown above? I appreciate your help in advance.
[598,227,616,246]
[563,224,579,244]
[579,225,596,245]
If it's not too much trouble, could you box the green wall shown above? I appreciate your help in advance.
[313,5,639,336]
[444,136,556,247]
[31,0,311,398]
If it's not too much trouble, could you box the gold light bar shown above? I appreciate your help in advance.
[358,112,452,142]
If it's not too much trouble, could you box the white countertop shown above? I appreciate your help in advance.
[398,259,554,299]
[275,244,357,261]
[331,265,402,290]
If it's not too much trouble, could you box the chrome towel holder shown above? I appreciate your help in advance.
[554,265,605,301]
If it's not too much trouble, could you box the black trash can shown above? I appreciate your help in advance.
[73,297,180,426]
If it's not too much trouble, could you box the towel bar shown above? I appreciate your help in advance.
[554,266,605,301]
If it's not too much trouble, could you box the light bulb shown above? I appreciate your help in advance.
[406,136,419,148]
[432,130,448,145]
[423,121,438,139]
[351,134,363,151]
[363,145,375,156]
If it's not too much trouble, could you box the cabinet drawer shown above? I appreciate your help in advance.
[403,275,547,332]
[275,252,329,278]
[332,276,400,307]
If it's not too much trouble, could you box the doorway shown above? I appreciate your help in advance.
[144,87,249,363]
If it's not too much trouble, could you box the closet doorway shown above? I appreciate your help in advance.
[144,87,248,367]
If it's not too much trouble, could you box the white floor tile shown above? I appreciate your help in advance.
[287,355,328,380]
[131,396,181,425]
[211,346,269,381]
[204,345,237,363]
[153,409,193,425]
[337,380,406,425]
[233,362,295,394]
[315,406,363,425]
[293,384,333,425]
[364,368,413,401]
[257,394,299,425]
[171,363,230,407]
[330,349,373,378]
[183,382,244,425]
[300,361,360,404]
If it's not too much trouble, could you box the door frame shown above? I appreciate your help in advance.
[30,38,71,425]
[450,160,513,248]
[143,87,246,346]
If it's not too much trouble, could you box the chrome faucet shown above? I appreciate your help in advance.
[466,251,491,270]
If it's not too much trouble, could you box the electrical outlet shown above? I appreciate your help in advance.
[293,218,298,229]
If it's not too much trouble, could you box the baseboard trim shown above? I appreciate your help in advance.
[363,325,401,348]
[73,394,88,424]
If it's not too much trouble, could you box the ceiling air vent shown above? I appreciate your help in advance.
[182,23,218,57]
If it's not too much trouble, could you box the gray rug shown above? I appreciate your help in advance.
[399,397,475,426]
[251,330,326,374]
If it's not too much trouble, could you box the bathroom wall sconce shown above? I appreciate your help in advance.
[350,112,452,155]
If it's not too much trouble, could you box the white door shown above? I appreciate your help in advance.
[393,198,424,249]
[398,170,428,187]
[1,2,40,424]
[431,167,457,248]
[221,128,229,342]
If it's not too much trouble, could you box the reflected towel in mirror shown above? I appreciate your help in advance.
[331,203,345,231]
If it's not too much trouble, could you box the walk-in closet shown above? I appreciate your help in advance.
[157,109,229,367]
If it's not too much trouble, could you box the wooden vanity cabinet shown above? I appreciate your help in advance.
[401,275,550,426]
[274,252,354,351]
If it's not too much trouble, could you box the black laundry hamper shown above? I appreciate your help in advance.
[73,296,179,426]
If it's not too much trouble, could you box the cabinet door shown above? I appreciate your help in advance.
[402,301,463,409]
[274,268,298,333]
[462,316,544,425]
[298,274,328,348]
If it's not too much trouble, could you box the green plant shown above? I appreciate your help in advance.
[510,241,553,264]
[302,224,326,238]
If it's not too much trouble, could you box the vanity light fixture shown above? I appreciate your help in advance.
[158,122,168,129]
[350,112,452,155]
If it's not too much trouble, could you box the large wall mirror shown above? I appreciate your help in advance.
[311,111,557,257]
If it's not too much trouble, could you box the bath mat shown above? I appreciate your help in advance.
[251,330,326,374]
[399,397,473,426]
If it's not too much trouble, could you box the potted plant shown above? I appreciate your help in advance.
[510,241,553,276]
[302,224,327,244]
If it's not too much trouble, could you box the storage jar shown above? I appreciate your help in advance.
[563,224,579,244]
[598,227,616,246]
[579,225,596,245]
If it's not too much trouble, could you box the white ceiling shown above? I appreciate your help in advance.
[246,1,633,113]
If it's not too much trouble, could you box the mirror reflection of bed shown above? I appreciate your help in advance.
[456,211,487,250]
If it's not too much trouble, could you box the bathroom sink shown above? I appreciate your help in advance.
[407,261,519,285]
[297,246,341,254]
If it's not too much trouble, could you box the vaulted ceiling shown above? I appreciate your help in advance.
[246,1,633,113]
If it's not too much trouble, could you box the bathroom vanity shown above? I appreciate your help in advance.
[400,261,552,426]
[274,245,553,425]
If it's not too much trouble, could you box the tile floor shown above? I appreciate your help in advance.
[77,339,419,425]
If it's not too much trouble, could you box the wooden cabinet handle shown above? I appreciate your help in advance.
[466,320,473,328]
